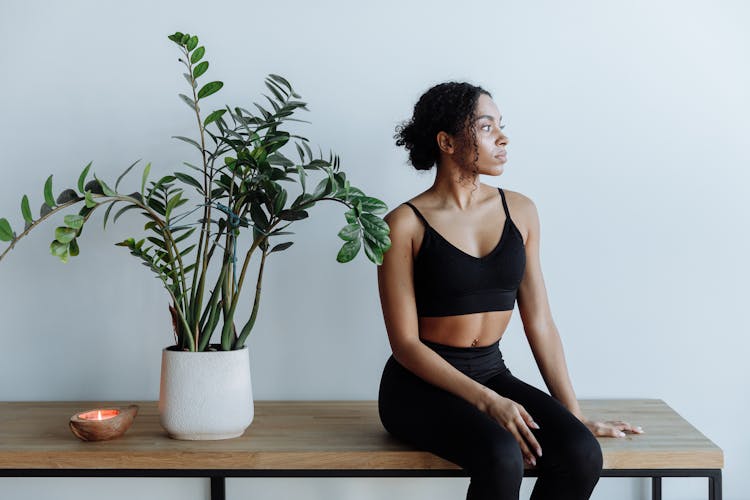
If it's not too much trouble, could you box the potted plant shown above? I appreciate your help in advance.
[0,31,391,440]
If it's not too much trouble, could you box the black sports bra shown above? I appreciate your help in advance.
[404,188,526,317]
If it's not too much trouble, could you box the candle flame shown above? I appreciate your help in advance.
[78,409,120,421]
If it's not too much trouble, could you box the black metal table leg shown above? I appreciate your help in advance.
[709,469,722,500]
[652,476,662,500]
[210,476,226,500]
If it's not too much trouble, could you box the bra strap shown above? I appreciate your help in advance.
[403,202,431,228]
[498,188,511,219]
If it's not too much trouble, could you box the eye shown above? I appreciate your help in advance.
[480,123,505,132]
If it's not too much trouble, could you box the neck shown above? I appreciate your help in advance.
[430,160,482,211]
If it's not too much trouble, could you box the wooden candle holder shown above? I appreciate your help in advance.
[69,404,139,441]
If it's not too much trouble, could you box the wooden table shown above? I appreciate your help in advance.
[0,399,723,499]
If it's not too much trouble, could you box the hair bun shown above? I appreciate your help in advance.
[394,82,491,171]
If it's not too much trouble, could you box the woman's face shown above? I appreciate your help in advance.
[459,93,509,176]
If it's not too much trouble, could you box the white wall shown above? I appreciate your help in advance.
[1,0,747,498]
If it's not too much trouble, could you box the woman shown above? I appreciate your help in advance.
[377,82,643,500]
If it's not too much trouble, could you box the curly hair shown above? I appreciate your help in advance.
[394,82,492,172]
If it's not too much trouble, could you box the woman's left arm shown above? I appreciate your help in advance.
[513,192,643,438]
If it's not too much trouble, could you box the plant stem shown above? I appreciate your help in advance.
[0,198,83,262]
[234,247,267,349]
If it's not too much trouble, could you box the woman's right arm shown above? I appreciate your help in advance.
[377,205,542,465]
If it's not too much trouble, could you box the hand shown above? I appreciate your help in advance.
[485,395,542,466]
[582,417,644,438]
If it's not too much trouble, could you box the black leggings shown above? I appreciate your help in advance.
[378,340,603,500]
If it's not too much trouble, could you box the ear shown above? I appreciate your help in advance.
[436,131,455,154]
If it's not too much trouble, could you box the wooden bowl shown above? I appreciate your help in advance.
[69,404,139,441]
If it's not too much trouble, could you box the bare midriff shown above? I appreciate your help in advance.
[418,309,513,348]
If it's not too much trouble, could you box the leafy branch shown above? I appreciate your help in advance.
[0,31,391,352]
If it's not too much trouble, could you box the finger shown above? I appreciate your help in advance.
[612,421,643,434]
[592,422,624,438]
[515,415,543,457]
[518,406,541,430]
[609,426,626,438]
[608,420,629,426]
[508,423,537,465]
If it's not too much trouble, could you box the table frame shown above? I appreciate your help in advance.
[0,467,722,500]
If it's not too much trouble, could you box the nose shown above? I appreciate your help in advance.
[496,130,508,146]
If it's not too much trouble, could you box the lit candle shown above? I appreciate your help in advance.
[69,405,139,441]
[78,409,120,421]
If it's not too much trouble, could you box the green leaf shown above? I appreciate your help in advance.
[360,213,389,234]
[77,162,92,193]
[0,218,13,241]
[265,82,286,103]
[249,203,269,229]
[141,162,151,195]
[190,46,205,64]
[365,229,392,252]
[183,72,196,88]
[84,191,97,208]
[344,208,357,224]
[268,74,293,93]
[336,237,361,263]
[197,81,223,99]
[174,172,204,191]
[63,214,84,230]
[203,109,226,127]
[43,175,56,208]
[337,223,360,241]
[168,32,184,44]
[50,240,68,258]
[179,93,196,111]
[358,196,388,215]
[103,201,119,230]
[173,226,196,244]
[116,159,141,191]
[56,189,79,204]
[362,236,384,265]
[21,195,32,224]
[148,198,166,215]
[165,193,185,218]
[69,238,80,257]
[55,226,77,244]
[84,179,104,195]
[193,61,209,78]
[115,238,134,248]
[147,236,166,249]
[179,244,197,257]
[186,35,198,51]
[95,176,116,196]
[272,190,287,215]
[113,204,140,223]
[269,241,293,254]
[180,33,190,44]
[172,135,202,150]
[278,209,308,221]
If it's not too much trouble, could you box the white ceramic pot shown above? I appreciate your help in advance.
[158,345,254,440]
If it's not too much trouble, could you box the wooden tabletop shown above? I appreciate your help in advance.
[0,399,722,471]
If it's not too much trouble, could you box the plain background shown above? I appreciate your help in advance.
[1,0,747,498]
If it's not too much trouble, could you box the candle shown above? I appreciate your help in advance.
[77,409,120,421]
[69,405,139,441]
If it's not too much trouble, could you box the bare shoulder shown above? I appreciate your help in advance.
[383,202,422,250]
[502,188,537,214]
[501,189,540,242]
